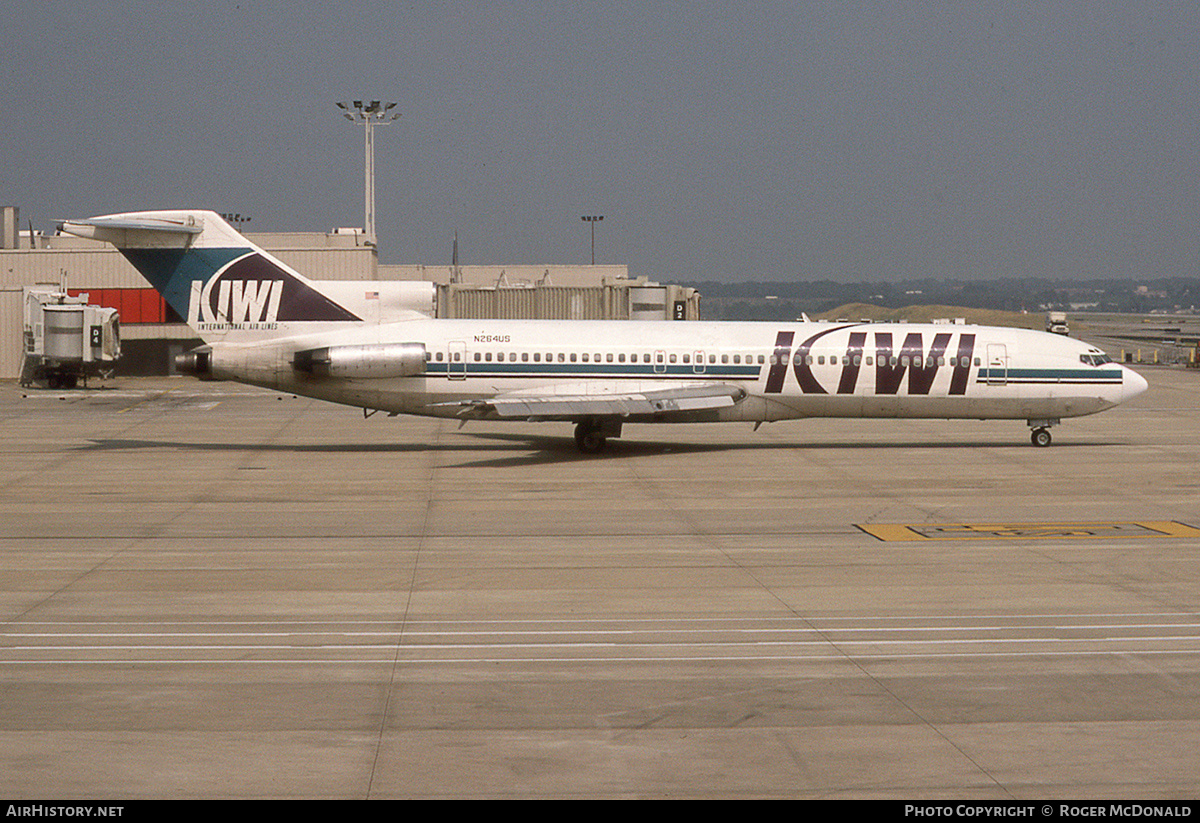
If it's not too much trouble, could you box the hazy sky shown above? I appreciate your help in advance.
[4,1,1198,282]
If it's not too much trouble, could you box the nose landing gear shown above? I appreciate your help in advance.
[1027,418,1059,447]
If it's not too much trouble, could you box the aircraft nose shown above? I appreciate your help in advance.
[1121,366,1148,402]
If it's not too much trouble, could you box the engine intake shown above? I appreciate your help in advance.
[293,342,427,379]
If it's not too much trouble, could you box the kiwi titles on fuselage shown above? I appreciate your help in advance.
[764,327,976,396]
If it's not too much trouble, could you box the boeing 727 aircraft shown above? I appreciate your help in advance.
[60,210,1148,452]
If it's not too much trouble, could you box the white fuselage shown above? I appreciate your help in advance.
[204,317,1145,424]
[57,210,1148,448]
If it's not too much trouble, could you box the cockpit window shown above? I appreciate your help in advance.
[1080,353,1112,366]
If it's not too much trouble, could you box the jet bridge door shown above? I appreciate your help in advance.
[986,343,1008,386]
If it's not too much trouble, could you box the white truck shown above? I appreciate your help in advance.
[20,288,121,389]
[1045,311,1070,335]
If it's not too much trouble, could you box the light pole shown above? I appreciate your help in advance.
[337,100,399,246]
[220,213,251,232]
[581,215,603,264]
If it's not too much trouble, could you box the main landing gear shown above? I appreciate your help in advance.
[573,419,622,454]
[1027,418,1060,448]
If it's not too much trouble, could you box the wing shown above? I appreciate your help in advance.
[443,381,747,421]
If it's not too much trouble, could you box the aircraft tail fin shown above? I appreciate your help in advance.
[58,210,361,340]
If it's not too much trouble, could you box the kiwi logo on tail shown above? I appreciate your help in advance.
[187,253,361,326]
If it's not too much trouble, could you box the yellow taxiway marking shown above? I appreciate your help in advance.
[857,521,1200,542]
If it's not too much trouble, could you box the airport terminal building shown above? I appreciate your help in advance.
[1,207,700,380]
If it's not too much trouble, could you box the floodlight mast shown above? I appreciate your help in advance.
[581,215,604,265]
[336,100,399,246]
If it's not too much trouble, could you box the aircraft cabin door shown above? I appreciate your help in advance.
[448,341,467,380]
[986,343,1008,386]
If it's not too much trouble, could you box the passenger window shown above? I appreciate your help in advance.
[474,353,481,362]
[669,354,677,363]
[533,353,541,362]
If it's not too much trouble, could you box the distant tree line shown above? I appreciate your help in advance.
[680,277,1200,320]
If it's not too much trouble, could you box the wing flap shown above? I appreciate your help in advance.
[447,383,745,420]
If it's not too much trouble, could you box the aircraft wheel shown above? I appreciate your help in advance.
[1031,428,1052,448]
[574,424,607,454]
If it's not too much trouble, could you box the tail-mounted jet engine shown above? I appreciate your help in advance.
[174,346,214,379]
[292,343,427,379]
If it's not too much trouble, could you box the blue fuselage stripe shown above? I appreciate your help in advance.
[426,362,761,379]
[977,368,1123,383]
